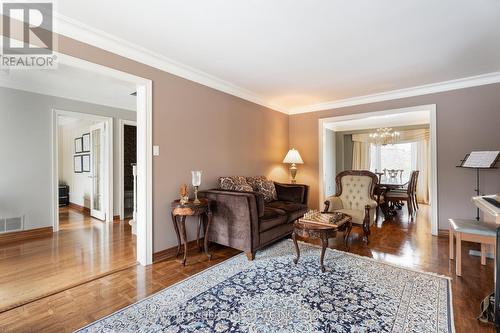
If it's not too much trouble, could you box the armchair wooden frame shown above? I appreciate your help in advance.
[323,170,379,242]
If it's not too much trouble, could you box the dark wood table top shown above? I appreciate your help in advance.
[171,198,210,209]
[171,199,211,216]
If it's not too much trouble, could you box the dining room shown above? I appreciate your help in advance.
[320,105,437,233]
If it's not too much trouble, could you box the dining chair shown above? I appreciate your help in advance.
[411,171,419,210]
[391,170,420,210]
[373,185,387,222]
[385,171,418,216]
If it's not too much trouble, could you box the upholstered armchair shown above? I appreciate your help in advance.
[323,170,378,242]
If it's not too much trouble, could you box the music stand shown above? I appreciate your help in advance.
[456,151,500,220]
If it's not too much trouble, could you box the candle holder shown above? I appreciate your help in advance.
[191,171,202,204]
[193,186,200,204]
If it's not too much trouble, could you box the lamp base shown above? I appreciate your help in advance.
[290,164,297,184]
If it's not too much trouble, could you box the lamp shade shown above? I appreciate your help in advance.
[282,148,303,164]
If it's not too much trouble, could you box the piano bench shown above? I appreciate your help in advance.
[449,218,496,277]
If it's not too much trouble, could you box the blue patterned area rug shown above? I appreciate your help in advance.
[77,240,454,333]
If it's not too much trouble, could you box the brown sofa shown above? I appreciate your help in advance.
[200,182,309,260]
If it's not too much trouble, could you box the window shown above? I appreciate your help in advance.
[370,142,417,181]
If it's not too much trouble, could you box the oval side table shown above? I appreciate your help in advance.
[171,198,213,265]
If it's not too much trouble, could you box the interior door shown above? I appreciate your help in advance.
[90,122,106,221]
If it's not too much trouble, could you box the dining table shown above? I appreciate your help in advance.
[376,176,410,217]
[378,176,409,190]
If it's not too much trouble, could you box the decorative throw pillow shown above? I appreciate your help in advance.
[219,176,253,192]
[246,176,277,203]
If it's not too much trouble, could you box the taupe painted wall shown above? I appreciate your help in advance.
[54,35,289,252]
[289,83,500,229]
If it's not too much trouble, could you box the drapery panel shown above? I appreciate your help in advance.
[352,128,430,143]
[416,139,430,204]
[352,141,371,170]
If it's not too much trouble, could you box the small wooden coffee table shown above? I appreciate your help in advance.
[292,212,352,272]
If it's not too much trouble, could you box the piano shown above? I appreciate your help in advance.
[473,194,500,223]
[472,194,500,330]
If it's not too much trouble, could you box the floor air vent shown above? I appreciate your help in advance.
[0,216,24,233]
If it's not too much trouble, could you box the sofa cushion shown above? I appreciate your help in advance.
[266,200,308,222]
[259,207,287,232]
[219,176,253,192]
[246,176,277,203]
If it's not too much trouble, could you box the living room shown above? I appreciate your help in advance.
[0,1,499,332]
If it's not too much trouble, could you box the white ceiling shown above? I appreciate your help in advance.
[0,64,137,111]
[324,110,430,132]
[55,0,500,113]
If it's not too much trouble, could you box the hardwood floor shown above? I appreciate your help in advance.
[0,205,494,332]
[0,207,136,314]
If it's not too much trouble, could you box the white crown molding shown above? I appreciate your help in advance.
[289,71,500,115]
[53,13,287,114]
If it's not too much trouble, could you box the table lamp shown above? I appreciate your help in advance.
[191,170,202,204]
[282,148,303,184]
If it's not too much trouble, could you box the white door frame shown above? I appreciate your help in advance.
[51,52,153,266]
[318,104,439,236]
[53,110,113,228]
[118,119,137,220]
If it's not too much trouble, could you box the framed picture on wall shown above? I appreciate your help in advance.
[74,137,83,154]
[82,133,91,152]
[74,155,83,173]
[82,154,91,172]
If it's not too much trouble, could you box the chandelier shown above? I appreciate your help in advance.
[368,127,400,146]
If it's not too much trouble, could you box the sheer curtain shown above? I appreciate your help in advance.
[352,141,371,170]
[416,139,430,204]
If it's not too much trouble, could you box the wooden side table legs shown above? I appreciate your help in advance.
[171,211,212,266]
[171,199,213,266]
[171,213,181,257]
[196,215,203,252]
[178,216,188,266]
[292,231,300,264]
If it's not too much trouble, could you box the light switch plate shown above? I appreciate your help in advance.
[153,145,160,156]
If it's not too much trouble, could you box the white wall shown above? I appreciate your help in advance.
[59,120,94,208]
[0,87,136,230]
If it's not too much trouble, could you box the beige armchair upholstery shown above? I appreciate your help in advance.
[323,170,378,242]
